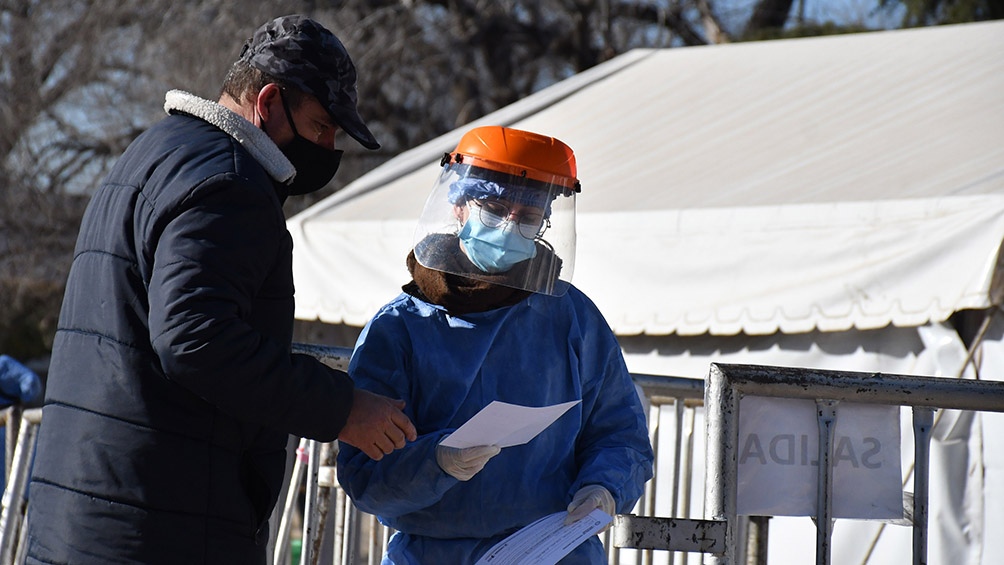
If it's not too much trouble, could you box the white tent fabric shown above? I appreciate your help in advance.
[288,20,1004,564]
[291,20,1004,336]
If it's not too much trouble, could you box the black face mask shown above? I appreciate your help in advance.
[274,93,344,196]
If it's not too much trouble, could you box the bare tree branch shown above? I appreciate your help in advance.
[0,0,927,358]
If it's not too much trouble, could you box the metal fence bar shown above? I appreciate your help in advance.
[912,407,934,565]
[745,516,769,565]
[274,438,309,565]
[340,492,359,565]
[611,515,727,553]
[301,439,321,565]
[364,509,380,565]
[331,487,345,565]
[679,401,702,565]
[708,364,1004,412]
[665,400,684,565]
[704,364,740,565]
[291,343,352,371]
[814,400,839,565]
[0,407,41,565]
[2,406,22,485]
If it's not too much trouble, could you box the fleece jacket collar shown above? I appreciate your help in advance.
[163,89,295,185]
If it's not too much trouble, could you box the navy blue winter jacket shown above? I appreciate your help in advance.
[26,92,354,564]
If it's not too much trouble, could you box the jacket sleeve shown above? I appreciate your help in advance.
[147,174,353,440]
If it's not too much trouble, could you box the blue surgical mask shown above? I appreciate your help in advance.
[458,212,537,273]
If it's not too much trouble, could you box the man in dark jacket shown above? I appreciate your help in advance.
[24,15,416,565]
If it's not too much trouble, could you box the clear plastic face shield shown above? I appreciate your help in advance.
[413,154,577,296]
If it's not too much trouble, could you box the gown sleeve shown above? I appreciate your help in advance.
[566,292,655,512]
[335,301,461,518]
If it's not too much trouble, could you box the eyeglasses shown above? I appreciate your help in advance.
[470,199,548,239]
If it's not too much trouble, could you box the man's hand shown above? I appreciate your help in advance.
[338,389,417,460]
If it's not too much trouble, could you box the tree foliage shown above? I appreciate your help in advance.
[880,0,1004,25]
[0,0,307,357]
[0,0,992,359]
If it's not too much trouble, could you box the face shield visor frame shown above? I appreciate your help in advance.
[412,155,578,296]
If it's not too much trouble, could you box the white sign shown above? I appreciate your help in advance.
[737,396,903,519]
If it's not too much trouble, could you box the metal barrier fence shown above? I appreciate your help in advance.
[704,363,1004,565]
[5,348,1004,565]
[282,350,1004,565]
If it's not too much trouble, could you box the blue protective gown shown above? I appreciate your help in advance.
[336,285,655,564]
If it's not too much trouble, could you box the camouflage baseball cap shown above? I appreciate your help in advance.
[240,15,380,150]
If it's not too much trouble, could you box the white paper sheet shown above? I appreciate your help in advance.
[474,509,612,565]
[439,400,580,449]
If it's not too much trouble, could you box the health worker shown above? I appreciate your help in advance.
[336,125,655,564]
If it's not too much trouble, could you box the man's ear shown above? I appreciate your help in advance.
[255,83,282,124]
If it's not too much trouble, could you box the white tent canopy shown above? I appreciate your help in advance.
[289,20,1004,564]
[291,20,1004,337]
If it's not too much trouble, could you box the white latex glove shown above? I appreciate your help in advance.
[564,484,615,525]
[436,444,501,481]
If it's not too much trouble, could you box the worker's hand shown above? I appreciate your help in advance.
[564,484,615,525]
[338,389,417,461]
[435,443,501,481]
